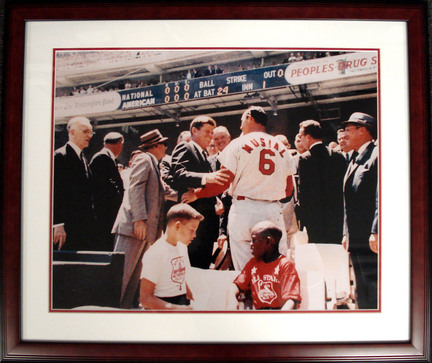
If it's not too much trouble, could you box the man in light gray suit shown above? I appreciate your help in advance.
[112,129,176,309]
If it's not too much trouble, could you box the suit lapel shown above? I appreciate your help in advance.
[344,159,359,183]
[192,144,205,164]
[192,144,211,172]
[149,154,163,191]
[83,153,91,179]
[67,144,89,179]
[104,148,117,166]
[344,143,375,184]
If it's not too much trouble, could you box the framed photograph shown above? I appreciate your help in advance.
[2,1,430,361]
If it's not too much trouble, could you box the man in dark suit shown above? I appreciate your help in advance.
[342,112,379,309]
[160,131,192,189]
[90,132,125,251]
[204,65,214,76]
[296,120,347,244]
[160,130,191,229]
[170,116,229,269]
[53,116,97,251]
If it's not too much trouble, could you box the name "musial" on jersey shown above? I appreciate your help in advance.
[242,137,287,158]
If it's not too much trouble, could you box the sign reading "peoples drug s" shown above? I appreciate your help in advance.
[284,52,378,85]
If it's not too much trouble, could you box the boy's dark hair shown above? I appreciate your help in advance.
[189,115,216,132]
[259,224,283,245]
[166,203,204,224]
[299,120,323,140]
[247,106,267,127]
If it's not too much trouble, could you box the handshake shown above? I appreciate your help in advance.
[181,168,232,204]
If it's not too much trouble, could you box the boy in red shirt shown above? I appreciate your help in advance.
[227,221,301,310]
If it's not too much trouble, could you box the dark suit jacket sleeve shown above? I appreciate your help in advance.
[91,154,124,201]
[53,151,67,225]
[371,183,378,234]
[170,142,208,191]
[159,156,173,186]
[90,153,124,219]
[219,192,232,236]
[90,154,114,187]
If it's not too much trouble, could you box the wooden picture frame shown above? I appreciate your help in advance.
[2,1,430,361]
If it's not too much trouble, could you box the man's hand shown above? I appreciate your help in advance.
[186,284,194,302]
[217,234,227,249]
[369,233,379,254]
[53,225,67,250]
[134,220,147,241]
[341,235,347,250]
[205,169,231,185]
[215,197,225,215]
[181,189,198,204]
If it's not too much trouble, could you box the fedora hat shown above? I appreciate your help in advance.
[139,129,168,149]
[341,112,375,128]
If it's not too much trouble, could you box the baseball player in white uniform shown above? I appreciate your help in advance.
[182,106,295,270]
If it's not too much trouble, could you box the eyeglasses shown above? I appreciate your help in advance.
[82,130,95,136]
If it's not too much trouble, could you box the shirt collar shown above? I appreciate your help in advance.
[147,151,159,165]
[105,147,116,161]
[67,141,83,157]
[309,141,322,150]
[357,141,372,156]
[190,140,205,154]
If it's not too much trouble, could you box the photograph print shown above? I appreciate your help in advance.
[51,48,379,313]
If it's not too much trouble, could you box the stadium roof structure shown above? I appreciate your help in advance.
[54,50,378,129]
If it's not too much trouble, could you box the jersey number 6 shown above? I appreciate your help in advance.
[259,149,275,175]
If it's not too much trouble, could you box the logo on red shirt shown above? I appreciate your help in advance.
[257,280,277,304]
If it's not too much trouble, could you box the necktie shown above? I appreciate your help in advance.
[350,151,359,163]
[346,151,359,176]
[201,150,212,172]
[80,151,89,178]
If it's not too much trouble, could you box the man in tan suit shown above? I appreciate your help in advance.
[112,129,176,308]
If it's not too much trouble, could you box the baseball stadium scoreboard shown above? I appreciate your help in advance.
[55,52,377,119]
[120,65,288,110]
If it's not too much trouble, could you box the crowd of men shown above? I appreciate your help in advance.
[53,106,378,310]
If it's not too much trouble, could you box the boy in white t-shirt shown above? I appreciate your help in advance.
[139,204,204,310]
